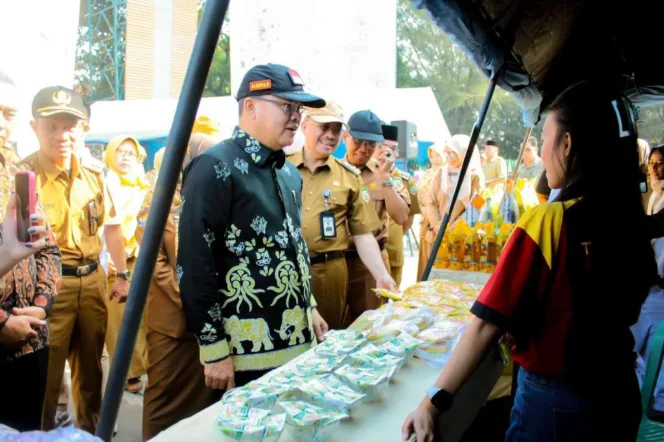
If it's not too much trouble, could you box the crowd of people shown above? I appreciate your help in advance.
[1,61,663,442]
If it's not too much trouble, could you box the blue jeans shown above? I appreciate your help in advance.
[505,369,641,442]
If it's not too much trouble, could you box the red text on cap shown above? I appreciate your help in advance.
[249,79,272,91]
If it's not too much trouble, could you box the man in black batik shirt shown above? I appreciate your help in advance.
[178,63,329,391]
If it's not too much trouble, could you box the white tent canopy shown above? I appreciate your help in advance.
[88,86,450,145]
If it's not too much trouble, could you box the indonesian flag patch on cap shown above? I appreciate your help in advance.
[288,69,304,86]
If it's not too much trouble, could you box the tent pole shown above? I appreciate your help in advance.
[420,76,498,281]
[510,127,533,181]
[95,1,230,439]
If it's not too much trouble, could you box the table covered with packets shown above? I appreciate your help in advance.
[152,278,504,442]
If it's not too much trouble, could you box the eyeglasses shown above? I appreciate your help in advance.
[351,137,379,150]
[253,97,302,115]
[116,149,137,159]
[311,121,343,136]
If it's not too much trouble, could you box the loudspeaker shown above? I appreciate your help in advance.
[390,120,418,159]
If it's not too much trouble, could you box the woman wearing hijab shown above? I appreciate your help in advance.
[417,143,446,280]
[103,136,150,393]
[631,145,664,416]
[141,133,217,440]
[429,134,486,230]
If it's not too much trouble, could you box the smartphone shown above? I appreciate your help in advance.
[15,170,36,243]
[640,173,648,194]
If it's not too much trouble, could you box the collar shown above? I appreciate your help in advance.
[232,126,286,169]
[37,151,80,183]
[344,155,373,173]
[292,148,334,170]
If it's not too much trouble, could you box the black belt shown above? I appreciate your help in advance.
[310,251,345,265]
[62,261,99,277]
[345,241,385,259]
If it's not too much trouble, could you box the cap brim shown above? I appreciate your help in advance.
[348,129,385,143]
[36,108,85,120]
[273,91,326,108]
[308,115,349,130]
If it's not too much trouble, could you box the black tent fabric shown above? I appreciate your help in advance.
[412,0,664,126]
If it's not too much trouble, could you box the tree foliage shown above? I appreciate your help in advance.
[396,0,534,159]
[198,0,231,97]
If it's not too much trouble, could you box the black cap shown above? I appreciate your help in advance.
[348,110,384,143]
[32,86,88,120]
[382,124,398,142]
[236,63,325,108]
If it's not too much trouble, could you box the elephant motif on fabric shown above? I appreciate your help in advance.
[223,315,274,354]
[276,306,308,346]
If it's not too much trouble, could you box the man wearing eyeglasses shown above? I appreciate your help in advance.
[341,110,408,326]
[178,64,329,394]
[20,86,126,433]
[287,101,393,330]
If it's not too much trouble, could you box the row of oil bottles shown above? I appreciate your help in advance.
[433,178,540,273]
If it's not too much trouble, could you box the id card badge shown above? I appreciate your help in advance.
[320,211,337,239]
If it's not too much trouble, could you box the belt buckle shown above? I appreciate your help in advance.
[77,265,91,277]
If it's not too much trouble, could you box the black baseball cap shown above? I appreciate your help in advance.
[348,110,384,143]
[382,124,398,142]
[32,86,88,120]
[236,63,325,108]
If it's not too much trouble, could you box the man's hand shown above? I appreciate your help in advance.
[12,307,46,320]
[110,277,130,303]
[312,308,329,342]
[376,146,396,177]
[0,315,45,347]
[204,357,235,390]
[401,397,438,442]
[377,273,398,292]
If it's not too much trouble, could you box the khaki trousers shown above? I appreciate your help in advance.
[42,268,107,433]
[143,330,216,440]
[311,257,348,330]
[105,258,148,379]
[344,249,391,328]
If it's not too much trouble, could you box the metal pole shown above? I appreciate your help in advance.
[96,0,230,439]
[420,76,498,281]
[510,127,533,182]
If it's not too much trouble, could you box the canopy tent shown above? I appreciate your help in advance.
[412,0,664,126]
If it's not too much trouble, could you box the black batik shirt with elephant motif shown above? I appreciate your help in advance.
[178,126,317,372]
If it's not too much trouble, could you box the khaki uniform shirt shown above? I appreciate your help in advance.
[288,150,381,254]
[386,168,418,268]
[21,151,114,267]
[348,158,411,246]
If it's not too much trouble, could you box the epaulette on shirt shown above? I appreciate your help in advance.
[334,157,361,176]
[81,159,105,175]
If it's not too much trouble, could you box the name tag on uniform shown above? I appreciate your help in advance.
[320,211,337,239]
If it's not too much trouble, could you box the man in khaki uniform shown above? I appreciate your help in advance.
[288,102,394,329]
[342,110,408,326]
[21,86,129,433]
[482,140,507,192]
[381,124,419,288]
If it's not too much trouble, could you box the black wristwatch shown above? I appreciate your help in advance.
[117,270,131,281]
[427,386,454,412]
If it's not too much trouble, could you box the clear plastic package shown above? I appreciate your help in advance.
[296,355,346,376]
[334,365,395,400]
[279,374,365,413]
[377,332,424,359]
[415,322,464,367]
[222,383,290,410]
[346,343,404,371]
[216,404,286,441]
[278,401,348,442]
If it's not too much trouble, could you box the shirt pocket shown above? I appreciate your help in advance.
[329,189,349,208]
[43,203,65,233]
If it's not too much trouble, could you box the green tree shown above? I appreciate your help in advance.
[198,0,231,97]
[636,105,664,147]
[396,0,534,159]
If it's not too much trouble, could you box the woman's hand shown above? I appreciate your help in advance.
[1,194,49,271]
[402,398,438,442]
